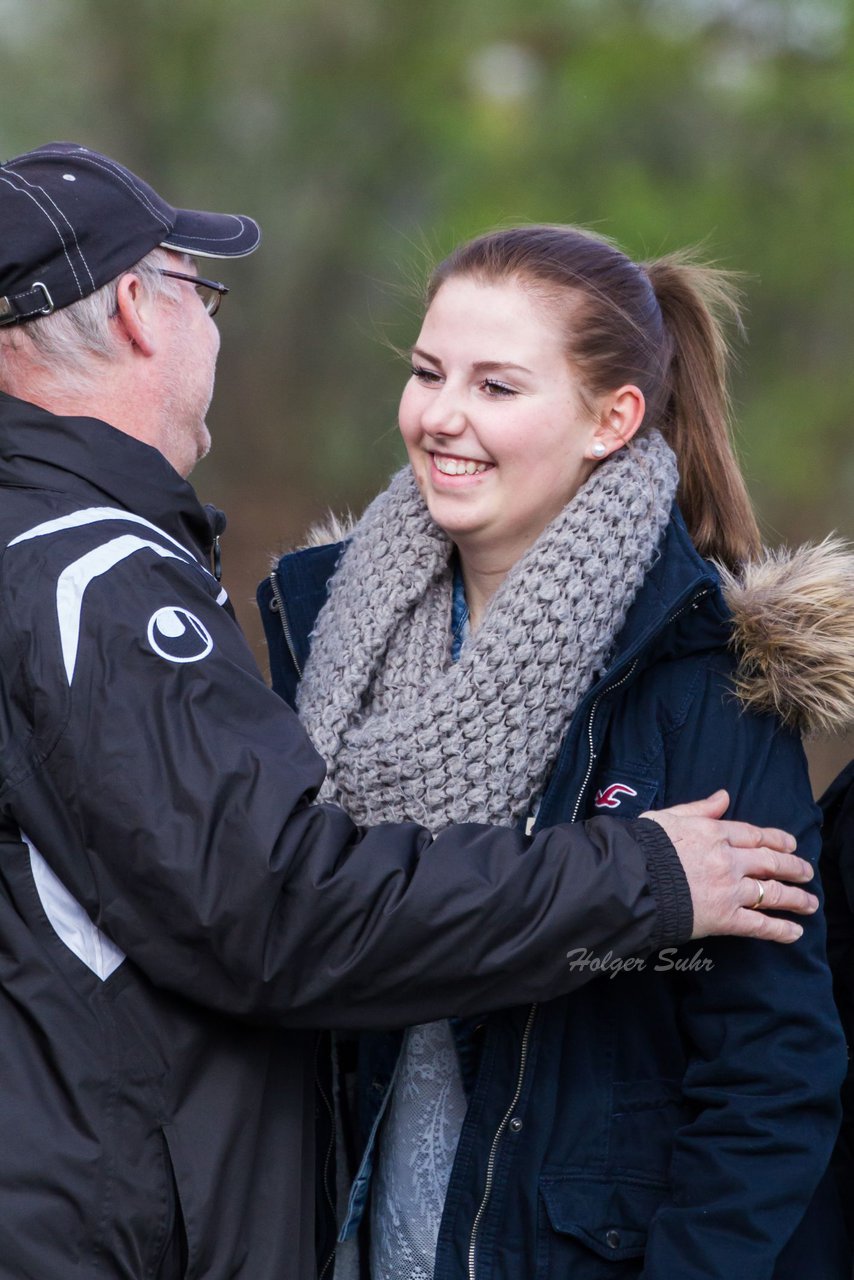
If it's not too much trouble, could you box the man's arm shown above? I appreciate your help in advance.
[1,544,814,1029]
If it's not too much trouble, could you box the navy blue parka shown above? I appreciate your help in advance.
[260,507,846,1280]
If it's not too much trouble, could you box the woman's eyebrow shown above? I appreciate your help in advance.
[411,346,532,376]
[471,359,533,375]
[411,345,442,366]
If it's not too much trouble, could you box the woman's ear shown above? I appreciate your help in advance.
[113,272,158,357]
[587,384,646,460]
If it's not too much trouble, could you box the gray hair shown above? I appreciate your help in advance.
[0,246,185,390]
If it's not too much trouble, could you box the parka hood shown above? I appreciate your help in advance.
[719,536,854,737]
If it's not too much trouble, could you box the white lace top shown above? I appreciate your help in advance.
[369,1019,467,1279]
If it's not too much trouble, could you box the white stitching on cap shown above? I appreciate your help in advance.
[32,147,256,251]
[0,173,90,296]
[160,238,257,262]
[0,166,96,290]
[35,147,171,231]
[160,214,250,246]
[1,289,52,320]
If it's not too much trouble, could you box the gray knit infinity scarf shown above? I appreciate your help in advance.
[297,430,678,831]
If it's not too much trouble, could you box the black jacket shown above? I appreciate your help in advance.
[0,392,691,1279]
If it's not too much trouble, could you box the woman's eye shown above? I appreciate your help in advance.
[410,364,442,384]
[482,379,516,397]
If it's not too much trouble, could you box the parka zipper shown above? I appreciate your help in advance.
[466,585,712,1277]
[569,587,712,824]
[268,571,303,679]
[468,655,641,1278]
[570,658,640,822]
[467,1002,537,1280]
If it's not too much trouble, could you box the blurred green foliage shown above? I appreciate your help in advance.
[1,0,852,635]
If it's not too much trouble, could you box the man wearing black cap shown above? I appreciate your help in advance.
[0,142,816,1278]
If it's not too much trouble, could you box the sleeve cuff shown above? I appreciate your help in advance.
[631,816,694,948]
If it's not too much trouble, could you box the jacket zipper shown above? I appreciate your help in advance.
[466,585,712,1277]
[467,1001,537,1280]
[570,587,713,824]
[465,662,637,1278]
[268,571,303,679]
[571,658,640,822]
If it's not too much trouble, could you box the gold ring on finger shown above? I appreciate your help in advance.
[750,878,766,910]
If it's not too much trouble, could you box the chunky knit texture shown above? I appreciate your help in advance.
[297,430,679,832]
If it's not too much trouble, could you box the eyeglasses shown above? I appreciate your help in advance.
[158,269,229,317]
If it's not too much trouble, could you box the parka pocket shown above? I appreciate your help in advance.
[537,1174,668,1279]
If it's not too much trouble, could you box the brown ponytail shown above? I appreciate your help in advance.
[428,225,761,570]
[642,254,760,568]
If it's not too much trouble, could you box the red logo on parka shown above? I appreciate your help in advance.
[594,783,639,809]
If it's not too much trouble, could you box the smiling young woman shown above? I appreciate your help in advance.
[398,272,646,627]
[265,225,852,1280]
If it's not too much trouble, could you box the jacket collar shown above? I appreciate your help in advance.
[0,389,218,561]
[603,505,725,675]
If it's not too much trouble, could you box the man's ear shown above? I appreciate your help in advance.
[114,273,157,357]
[587,384,646,460]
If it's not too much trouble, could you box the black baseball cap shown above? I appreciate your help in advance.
[0,141,261,326]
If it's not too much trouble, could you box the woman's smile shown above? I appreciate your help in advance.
[398,276,601,570]
[430,451,493,478]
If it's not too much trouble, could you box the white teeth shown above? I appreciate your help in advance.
[434,455,489,476]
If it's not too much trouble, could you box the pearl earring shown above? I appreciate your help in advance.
[592,442,607,458]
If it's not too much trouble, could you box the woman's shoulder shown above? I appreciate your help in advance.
[633,528,854,732]
[260,521,355,704]
[607,535,854,786]
[271,509,358,608]
[274,538,347,587]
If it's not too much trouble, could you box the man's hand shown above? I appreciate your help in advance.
[643,790,816,943]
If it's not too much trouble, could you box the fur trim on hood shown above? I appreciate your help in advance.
[268,512,356,567]
[719,537,854,737]
[301,511,357,549]
[293,515,854,738]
